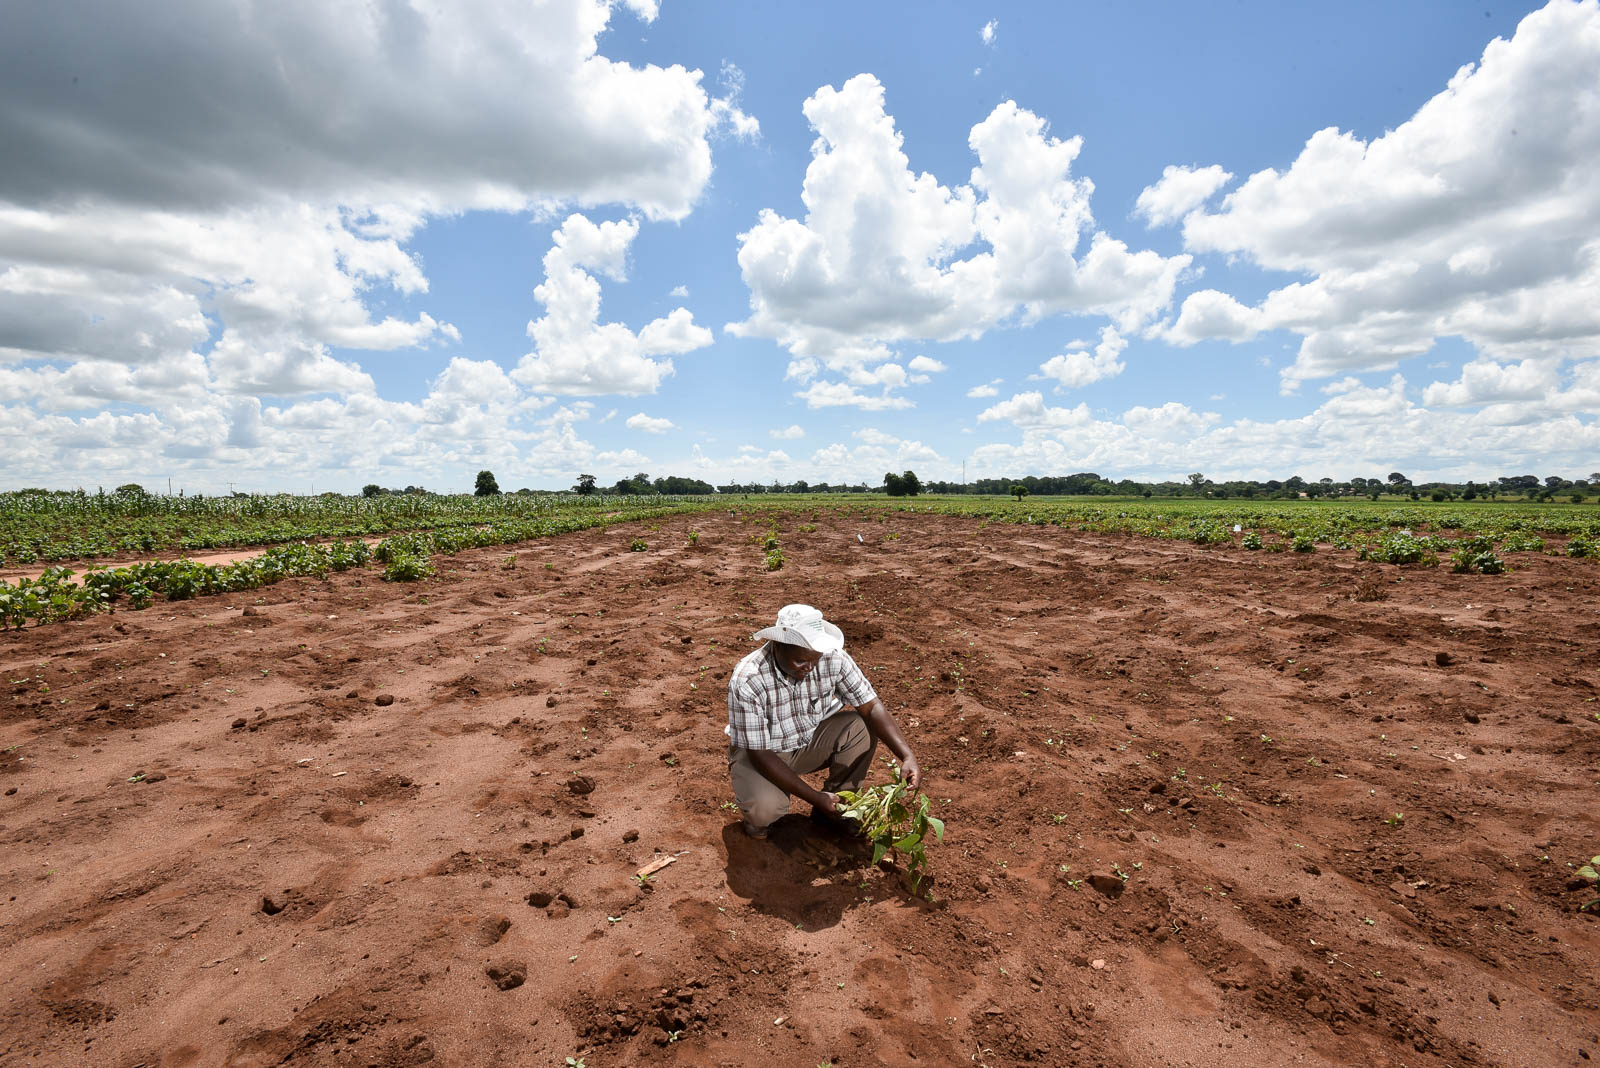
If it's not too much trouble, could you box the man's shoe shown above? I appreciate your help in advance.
[741,820,769,840]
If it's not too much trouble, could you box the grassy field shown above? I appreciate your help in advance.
[3,491,1595,630]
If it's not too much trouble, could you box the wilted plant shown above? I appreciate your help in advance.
[836,768,944,895]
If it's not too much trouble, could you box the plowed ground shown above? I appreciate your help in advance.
[2,509,1598,1067]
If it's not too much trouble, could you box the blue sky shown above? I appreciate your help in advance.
[2,0,1597,492]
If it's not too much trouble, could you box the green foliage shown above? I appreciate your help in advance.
[1241,531,1262,550]
[836,769,945,895]
[764,546,785,571]
[686,529,700,545]
[1291,532,1316,552]
[382,553,433,582]
[1010,484,1028,501]
[474,470,501,496]
[1568,535,1599,558]
[0,540,373,628]
[1358,531,1438,567]
[629,537,648,552]
[362,484,383,498]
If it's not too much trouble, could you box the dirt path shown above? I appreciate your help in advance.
[1,510,1597,1066]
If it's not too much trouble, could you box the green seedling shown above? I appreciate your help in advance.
[629,538,647,552]
[836,768,945,895]
[1385,812,1405,826]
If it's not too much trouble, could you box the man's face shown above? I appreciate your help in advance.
[772,642,823,681]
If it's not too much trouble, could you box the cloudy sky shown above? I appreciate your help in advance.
[3,0,1598,493]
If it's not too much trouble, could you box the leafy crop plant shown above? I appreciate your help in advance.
[836,768,944,895]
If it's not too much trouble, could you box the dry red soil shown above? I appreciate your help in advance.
[2,509,1598,1068]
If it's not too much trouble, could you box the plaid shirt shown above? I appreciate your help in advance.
[725,643,878,752]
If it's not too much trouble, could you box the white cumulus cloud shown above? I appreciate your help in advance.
[625,412,676,433]
[727,74,1189,383]
[1035,326,1128,389]
[1163,1,1600,397]
[1135,165,1233,228]
[513,214,714,395]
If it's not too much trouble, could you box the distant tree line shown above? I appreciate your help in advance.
[345,468,1595,502]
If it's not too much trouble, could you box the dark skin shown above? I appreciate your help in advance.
[746,642,921,815]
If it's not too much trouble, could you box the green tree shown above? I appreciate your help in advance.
[114,483,145,497]
[901,470,922,496]
[883,472,906,497]
[1010,484,1028,501]
[362,484,383,498]
[474,470,501,496]
[574,474,597,495]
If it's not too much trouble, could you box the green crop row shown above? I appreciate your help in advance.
[0,499,720,628]
[0,540,371,629]
[0,489,716,567]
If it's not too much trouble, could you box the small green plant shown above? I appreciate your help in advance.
[382,552,433,582]
[836,768,944,895]
[1384,811,1405,826]
[501,553,517,570]
[1291,532,1315,552]
[764,547,785,571]
[1359,531,1438,567]
[1566,535,1598,559]
[1241,531,1262,550]
[629,537,647,552]
[687,530,700,546]
[566,1058,586,1068]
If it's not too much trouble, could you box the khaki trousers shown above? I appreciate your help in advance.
[728,710,877,831]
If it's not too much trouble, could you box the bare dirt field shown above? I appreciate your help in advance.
[2,509,1598,1067]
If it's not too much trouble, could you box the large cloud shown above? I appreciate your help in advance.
[972,374,1600,480]
[512,214,713,395]
[0,0,745,220]
[728,74,1189,399]
[1152,0,1600,395]
[0,0,750,487]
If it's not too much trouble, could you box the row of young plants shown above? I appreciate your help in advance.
[721,498,1599,574]
[0,541,372,629]
[0,490,716,567]
[887,497,1600,542]
[837,498,1600,562]
[0,500,720,629]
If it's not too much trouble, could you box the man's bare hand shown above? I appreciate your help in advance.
[816,791,841,815]
[900,754,922,789]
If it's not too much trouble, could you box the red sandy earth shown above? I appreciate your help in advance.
[2,510,1598,1068]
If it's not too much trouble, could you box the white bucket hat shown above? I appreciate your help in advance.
[752,603,845,653]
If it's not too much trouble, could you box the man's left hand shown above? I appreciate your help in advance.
[900,753,921,789]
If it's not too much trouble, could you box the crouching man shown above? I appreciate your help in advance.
[727,604,921,839]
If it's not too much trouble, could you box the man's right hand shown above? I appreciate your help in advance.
[815,791,841,815]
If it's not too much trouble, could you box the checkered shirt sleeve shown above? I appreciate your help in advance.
[726,647,878,752]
